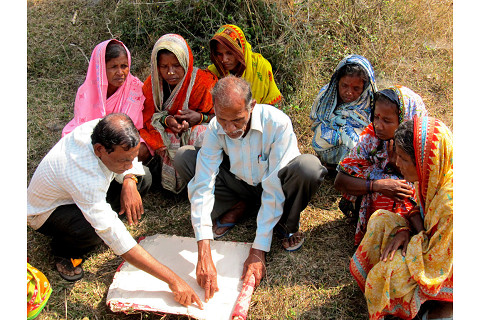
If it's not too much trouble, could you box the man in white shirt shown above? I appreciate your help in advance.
[28,113,202,309]
[174,76,327,302]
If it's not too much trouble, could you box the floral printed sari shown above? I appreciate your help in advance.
[338,85,427,245]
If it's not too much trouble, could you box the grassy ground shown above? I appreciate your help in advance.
[27,0,452,319]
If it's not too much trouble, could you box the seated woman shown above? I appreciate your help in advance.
[310,55,377,168]
[62,39,145,136]
[350,117,453,319]
[334,86,427,245]
[138,34,217,193]
[208,24,282,105]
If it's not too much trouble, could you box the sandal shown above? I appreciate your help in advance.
[55,257,84,282]
[281,231,305,252]
[213,218,236,240]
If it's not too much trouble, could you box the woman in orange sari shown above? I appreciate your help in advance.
[350,117,453,319]
[138,34,217,193]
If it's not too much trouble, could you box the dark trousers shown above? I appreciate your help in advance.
[36,172,152,259]
[174,146,327,235]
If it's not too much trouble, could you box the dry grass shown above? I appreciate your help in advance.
[27,0,452,319]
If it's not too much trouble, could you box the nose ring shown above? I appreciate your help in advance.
[167,71,174,75]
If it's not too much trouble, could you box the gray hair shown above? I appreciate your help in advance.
[211,75,253,112]
[394,119,415,161]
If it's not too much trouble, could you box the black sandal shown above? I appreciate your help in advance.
[55,257,84,282]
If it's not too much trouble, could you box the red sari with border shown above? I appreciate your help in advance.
[350,117,453,319]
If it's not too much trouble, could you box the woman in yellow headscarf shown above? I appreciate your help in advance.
[350,117,453,319]
[208,24,282,105]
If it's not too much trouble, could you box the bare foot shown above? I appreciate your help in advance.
[213,201,246,237]
[281,231,305,251]
[56,262,82,277]
[55,257,84,281]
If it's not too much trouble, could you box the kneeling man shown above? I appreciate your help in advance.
[174,76,327,301]
[28,113,202,308]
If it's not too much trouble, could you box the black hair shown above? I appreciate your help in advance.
[91,113,139,153]
[394,120,415,161]
[337,64,369,86]
[105,41,127,63]
[157,49,175,65]
[370,90,400,122]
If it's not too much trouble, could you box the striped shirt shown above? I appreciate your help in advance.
[27,119,145,255]
[188,104,301,252]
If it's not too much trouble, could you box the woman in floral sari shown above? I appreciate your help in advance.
[208,24,282,105]
[350,117,453,319]
[334,85,427,245]
[310,54,377,167]
[138,34,217,193]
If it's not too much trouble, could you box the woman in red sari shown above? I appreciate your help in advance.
[138,34,217,193]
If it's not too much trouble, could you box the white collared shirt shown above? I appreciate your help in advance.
[188,104,301,252]
[27,119,145,255]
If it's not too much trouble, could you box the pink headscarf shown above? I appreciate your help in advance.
[62,39,145,136]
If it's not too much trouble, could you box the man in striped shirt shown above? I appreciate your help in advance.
[28,113,202,308]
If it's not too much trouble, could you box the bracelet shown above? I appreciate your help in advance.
[395,226,410,235]
[164,115,173,127]
[125,175,138,184]
[197,113,204,125]
[203,113,209,123]
[366,179,372,194]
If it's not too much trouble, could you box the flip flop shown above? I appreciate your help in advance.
[55,257,84,282]
[281,232,305,252]
[213,218,236,240]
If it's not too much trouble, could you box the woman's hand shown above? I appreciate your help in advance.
[174,109,203,127]
[372,179,414,202]
[166,115,189,134]
[381,229,410,261]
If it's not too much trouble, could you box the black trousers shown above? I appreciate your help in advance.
[174,146,327,236]
[36,174,151,259]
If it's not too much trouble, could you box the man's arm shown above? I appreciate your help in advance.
[119,174,143,225]
[122,244,203,309]
[187,123,223,300]
[196,240,219,302]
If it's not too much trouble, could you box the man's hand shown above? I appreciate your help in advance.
[381,229,410,261]
[119,175,143,225]
[169,277,204,309]
[196,240,219,302]
[372,179,414,202]
[122,245,203,310]
[241,248,266,288]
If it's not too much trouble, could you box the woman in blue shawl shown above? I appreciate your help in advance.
[310,55,377,168]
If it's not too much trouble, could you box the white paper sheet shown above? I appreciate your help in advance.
[107,234,252,320]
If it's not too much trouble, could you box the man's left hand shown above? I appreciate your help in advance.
[241,248,266,288]
[119,175,143,225]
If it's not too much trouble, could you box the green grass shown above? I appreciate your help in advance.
[27,0,452,319]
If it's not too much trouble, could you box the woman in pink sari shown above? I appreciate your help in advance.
[62,39,145,136]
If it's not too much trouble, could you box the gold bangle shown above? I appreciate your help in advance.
[127,175,138,184]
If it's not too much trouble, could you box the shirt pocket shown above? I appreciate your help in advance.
[254,158,269,184]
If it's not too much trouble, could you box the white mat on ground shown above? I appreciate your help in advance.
[106,234,252,320]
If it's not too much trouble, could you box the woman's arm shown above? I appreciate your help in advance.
[334,171,415,201]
